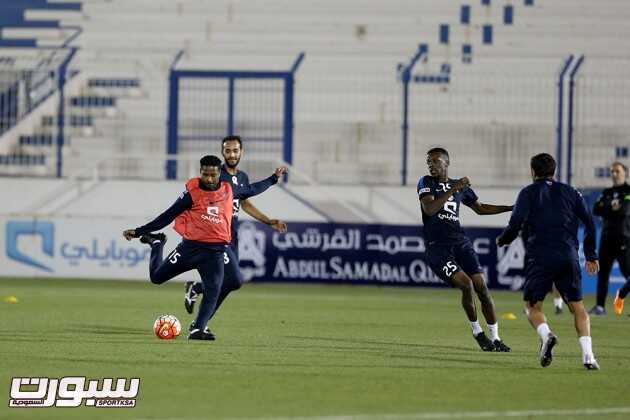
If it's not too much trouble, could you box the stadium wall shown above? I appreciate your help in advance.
[0,216,523,289]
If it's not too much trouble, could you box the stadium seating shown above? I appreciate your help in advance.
[0,0,628,189]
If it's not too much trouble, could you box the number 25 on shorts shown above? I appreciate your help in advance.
[443,261,457,277]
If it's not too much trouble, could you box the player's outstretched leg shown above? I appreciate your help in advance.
[470,273,511,352]
[139,234,194,286]
[451,272,494,351]
[140,233,166,275]
[138,232,183,285]
[525,301,558,367]
[140,232,167,273]
[567,301,600,370]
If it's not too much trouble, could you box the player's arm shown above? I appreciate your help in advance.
[496,189,530,246]
[420,177,470,216]
[122,192,193,240]
[467,201,513,215]
[232,167,288,201]
[575,190,599,274]
[241,199,288,233]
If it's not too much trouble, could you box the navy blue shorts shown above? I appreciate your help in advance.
[426,241,483,286]
[151,240,225,286]
[523,257,582,303]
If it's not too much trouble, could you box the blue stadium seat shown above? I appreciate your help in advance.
[70,96,116,108]
[88,78,141,88]
[0,154,46,166]
[0,0,82,46]
[19,134,53,146]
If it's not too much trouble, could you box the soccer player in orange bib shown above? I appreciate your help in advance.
[123,155,287,340]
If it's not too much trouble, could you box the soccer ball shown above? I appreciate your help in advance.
[153,315,181,340]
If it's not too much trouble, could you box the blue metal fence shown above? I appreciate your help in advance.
[0,47,77,177]
[395,0,608,188]
[555,54,586,185]
[166,52,305,180]
[0,0,81,177]
[398,43,428,186]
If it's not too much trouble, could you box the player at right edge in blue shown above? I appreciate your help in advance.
[496,153,600,369]
[418,148,513,352]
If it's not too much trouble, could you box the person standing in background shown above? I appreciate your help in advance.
[589,162,630,315]
[612,170,630,315]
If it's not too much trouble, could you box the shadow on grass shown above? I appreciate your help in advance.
[3,338,537,371]
[67,323,148,335]
[24,353,530,371]
[283,335,474,352]
[0,323,148,336]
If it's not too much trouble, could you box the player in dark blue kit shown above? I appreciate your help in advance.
[122,155,287,340]
[497,153,600,369]
[418,148,513,352]
[184,136,288,338]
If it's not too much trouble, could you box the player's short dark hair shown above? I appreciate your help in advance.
[611,161,628,174]
[199,155,222,168]
[427,147,449,159]
[530,153,556,178]
[222,135,242,148]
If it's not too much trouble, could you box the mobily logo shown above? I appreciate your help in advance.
[6,221,54,272]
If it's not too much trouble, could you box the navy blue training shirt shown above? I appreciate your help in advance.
[220,165,250,245]
[417,176,478,245]
[498,179,597,261]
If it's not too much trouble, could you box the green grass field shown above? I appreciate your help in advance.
[1,278,629,420]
